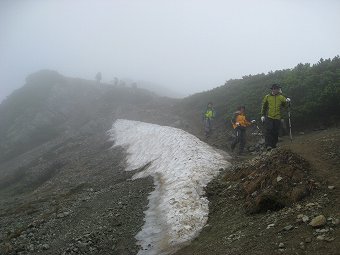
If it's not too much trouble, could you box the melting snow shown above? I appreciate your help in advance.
[108,119,231,254]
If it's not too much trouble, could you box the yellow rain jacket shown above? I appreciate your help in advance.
[232,111,251,129]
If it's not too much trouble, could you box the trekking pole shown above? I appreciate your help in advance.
[288,104,293,142]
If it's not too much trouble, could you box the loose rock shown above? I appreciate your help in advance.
[310,215,326,227]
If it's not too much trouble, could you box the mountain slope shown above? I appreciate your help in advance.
[0,70,182,164]
[1,58,339,255]
[0,70,185,255]
[176,56,340,138]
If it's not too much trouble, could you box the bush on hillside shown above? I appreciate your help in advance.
[180,56,340,130]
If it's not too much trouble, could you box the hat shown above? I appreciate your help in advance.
[270,84,281,89]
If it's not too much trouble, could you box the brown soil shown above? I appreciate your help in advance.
[225,148,316,214]
[175,128,340,255]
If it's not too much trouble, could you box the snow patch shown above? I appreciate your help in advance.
[108,119,230,254]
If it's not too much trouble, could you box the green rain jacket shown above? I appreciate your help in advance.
[261,94,287,120]
[204,107,216,119]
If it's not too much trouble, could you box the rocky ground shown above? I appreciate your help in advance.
[1,117,339,255]
[0,130,154,255]
[175,128,340,255]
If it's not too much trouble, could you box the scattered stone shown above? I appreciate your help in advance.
[296,214,309,223]
[324,237,335,242]
[267,223,275,229]
[277,176,283,182]
[328,186,335,190]
[332,219,340,225]
[297,214,304,219]
[28,244,34,252]
[310,215,326,227]
[316,228,329,233]
[57,213,65,218]
[78,242,87,248]
[302,215,309,223]
[251,191,258,197]
[316,235,325,241]
[299,242,305,249]
[305,237,312,243]
[278,242,285,248]
[306,203,315,207]
[42,244,50,250]
[283,225,293,231]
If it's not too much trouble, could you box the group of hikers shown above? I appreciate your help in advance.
[203,83,291,155]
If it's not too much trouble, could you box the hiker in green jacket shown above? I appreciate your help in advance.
[261,84,291,149]
[203,102,216,137]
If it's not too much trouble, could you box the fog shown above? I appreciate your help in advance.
[1,0,340,102]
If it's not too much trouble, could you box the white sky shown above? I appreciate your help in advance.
[110,119,230,254]
[1,0,340,101]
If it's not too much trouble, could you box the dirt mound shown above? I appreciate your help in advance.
[225,148,317,214]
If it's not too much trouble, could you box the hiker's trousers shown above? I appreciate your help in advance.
[231,126,246,152]
[204,118,213,135]
[265,117,281,148]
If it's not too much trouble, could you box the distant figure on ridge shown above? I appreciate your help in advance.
[230,106,255,155]
[95,72,102,84]
[202,102,216,138]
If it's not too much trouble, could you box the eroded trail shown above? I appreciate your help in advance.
[109,119,231,255]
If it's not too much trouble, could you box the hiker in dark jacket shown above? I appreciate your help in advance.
[261,84,291,149]
[231,106,255,154]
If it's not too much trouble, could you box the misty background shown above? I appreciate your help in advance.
[1,0,340,102]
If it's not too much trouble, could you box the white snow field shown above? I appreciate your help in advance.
[109,119,231,255]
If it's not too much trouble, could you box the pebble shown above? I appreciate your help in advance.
[328,186,335,190]
[324,237,335,242]
[302,216,309,223]
[278,242,285,248]
[316,235,325,241]
[267,223,275,229]
[28,244,34,252]
[251,191,258,197]
[277,176,283,182]
[299,242,305,249]
[297,214,304,219]
[316,228,329,233]
[42,244,50,250]
[305,237,312,243]
[283,225,293,231]
[333,219,340,225]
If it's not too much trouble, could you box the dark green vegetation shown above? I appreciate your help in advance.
[178,56,340,131]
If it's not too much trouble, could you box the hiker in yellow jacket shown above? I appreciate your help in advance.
[203,102,216,137]
[261,84,291,149]
[231,106,255,154]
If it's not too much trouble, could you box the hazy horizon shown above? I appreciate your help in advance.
[1,0,340,102]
